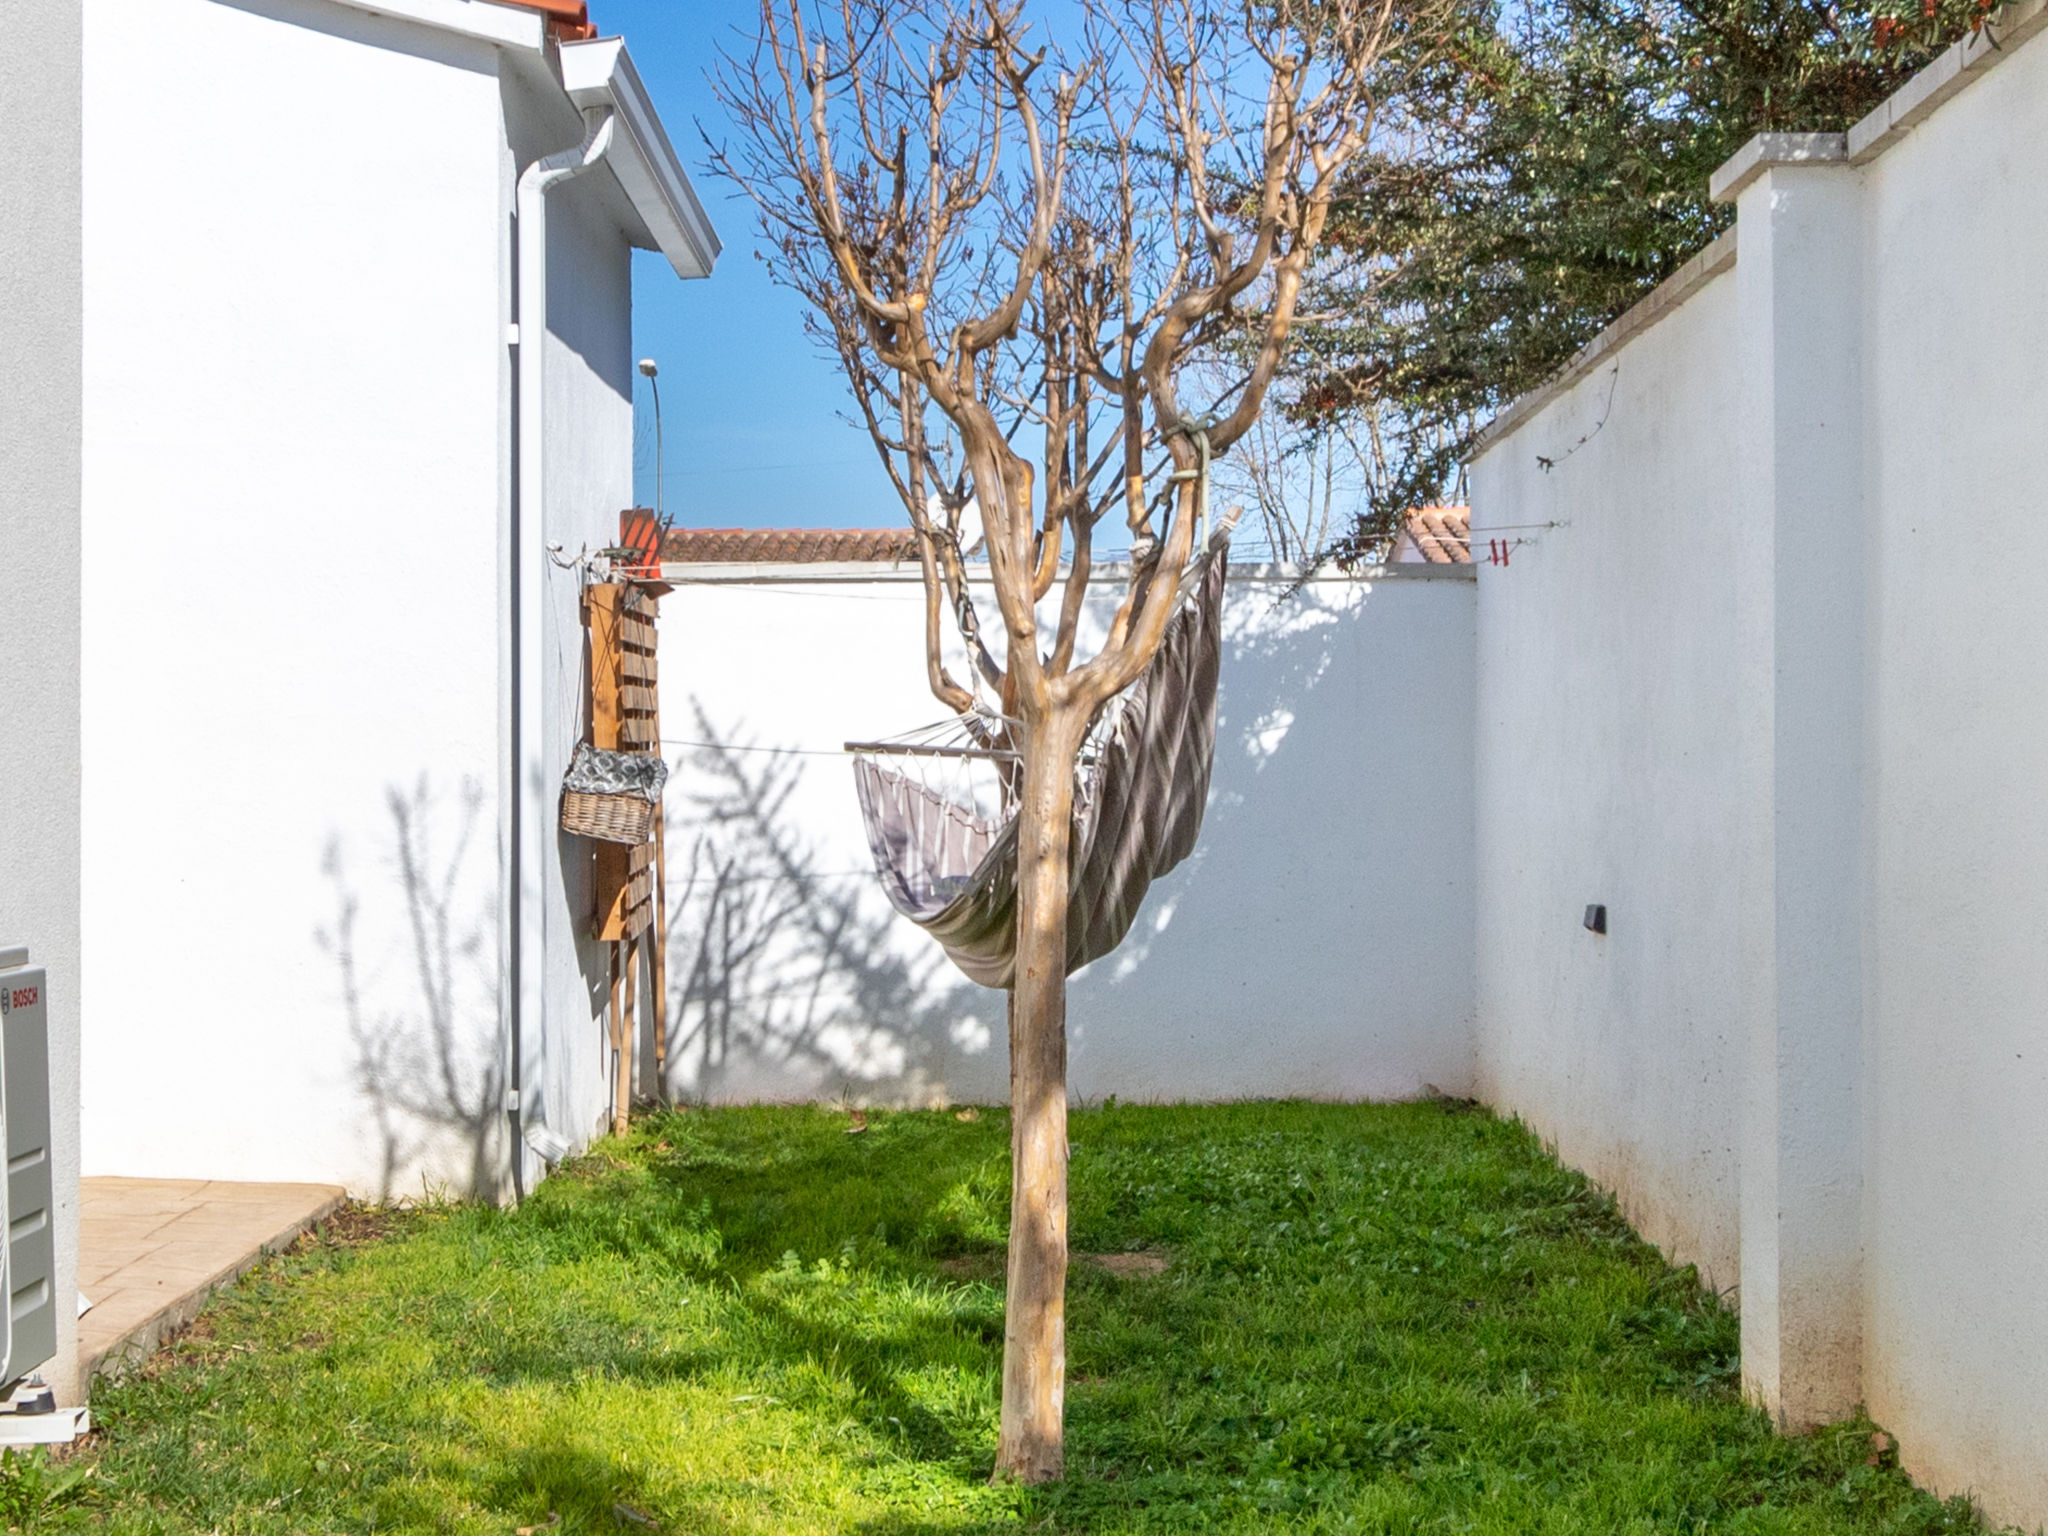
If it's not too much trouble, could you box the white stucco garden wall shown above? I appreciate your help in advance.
[78,0,636,1200]
[1856,42,2048,1520]
[1466,16,2048,1526]
[652,564,1477,1108]
[0,0,86,1405]
[1469,266,1763,1299]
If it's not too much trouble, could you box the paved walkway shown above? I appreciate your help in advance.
[78,1178,347,1382]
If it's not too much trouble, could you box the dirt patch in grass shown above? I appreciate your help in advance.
[304,1200,398,1250]
[937,1249,1171,1281]
[134,1313,218,1380]
[1081,1250,1170,1277]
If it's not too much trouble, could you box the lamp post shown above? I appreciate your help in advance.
[637,357,662,529]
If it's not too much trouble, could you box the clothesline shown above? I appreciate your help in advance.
[660,737,845,757]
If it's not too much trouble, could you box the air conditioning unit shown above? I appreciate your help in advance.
[0,947,57,1387]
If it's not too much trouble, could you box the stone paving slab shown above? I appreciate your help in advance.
[79,1177,346,1382]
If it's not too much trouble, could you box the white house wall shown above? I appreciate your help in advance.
[82,0,516,1198]
[653,567,1477,1108]
[501,67,641,1171]
[1469,267,1763,1302]
[0,0,86,1405]
[1858,43,2048,1519]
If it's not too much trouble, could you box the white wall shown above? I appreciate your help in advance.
[496,59,643,1183]
[0,0,85,1404]
[1067,572,1476,1104]
[83,0,520,1199]
[652,565,1476,1108]
[1471,267,1764,1300]
[1858,41,2048,1521]
[543,154,639,1171]
[77,0,668,1207]
[1468,17,2048,1527]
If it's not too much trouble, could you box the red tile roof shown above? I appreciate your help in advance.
[661,527,921,564]
[1393,506,1471,564]
[500,0,597,41]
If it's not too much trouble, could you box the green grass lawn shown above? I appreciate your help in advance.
[39,1101,1999,1534]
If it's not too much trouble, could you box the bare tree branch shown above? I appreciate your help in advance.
[709,0,1456,1478]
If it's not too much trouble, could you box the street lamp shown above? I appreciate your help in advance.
[637,357,662,529]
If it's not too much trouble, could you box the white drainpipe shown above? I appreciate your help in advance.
[506,107,615,1196]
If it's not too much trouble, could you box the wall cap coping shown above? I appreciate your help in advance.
[659,559,1475,586]
[1473,0,2046,460]
[1707,132,1848,203]
[1711,0,2048,193]
[1469,228,1738,459]
[1846,0,2048,161]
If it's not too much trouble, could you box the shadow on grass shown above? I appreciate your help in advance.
[478,1110,1018,1474]
[480,1442,737,1536]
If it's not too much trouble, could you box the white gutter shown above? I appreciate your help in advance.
[559,39,721,278]
[506,107,615,1192]
[295,9,719,283]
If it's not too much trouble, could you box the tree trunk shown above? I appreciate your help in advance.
[995,705,1086,1483]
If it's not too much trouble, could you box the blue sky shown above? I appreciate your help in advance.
[608,0,901,530]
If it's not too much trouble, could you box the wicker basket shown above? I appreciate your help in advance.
[560,790,656,845]
[558,743,667,845]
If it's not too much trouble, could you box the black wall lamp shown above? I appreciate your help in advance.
[1584,904,1608,935]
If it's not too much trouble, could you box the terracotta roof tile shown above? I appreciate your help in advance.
[661,527,921,565]
[499,0,597,41]
[1394,505,1471,564]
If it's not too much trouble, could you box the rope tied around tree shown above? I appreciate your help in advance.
[1165,416,1215,555]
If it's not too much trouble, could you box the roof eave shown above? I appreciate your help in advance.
[321,0,544,47]
[560,37,722,280]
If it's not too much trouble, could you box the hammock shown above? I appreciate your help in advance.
[851,534,1230,989]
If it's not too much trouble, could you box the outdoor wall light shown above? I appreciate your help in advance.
[1584,904,1608,935]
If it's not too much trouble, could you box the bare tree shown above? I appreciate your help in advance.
[712,0,1447,1481]
[1219,401,1360,563]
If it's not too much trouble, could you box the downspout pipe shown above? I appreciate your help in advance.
[506,107,615,1201]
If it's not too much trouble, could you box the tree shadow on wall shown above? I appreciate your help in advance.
[1088,576,1387,976]
[662,700,1006,1106]
[316,775,505,1201]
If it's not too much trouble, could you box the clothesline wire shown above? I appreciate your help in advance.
[656,575,1183,604]
[675,869,876,885]
[660,737,849,757]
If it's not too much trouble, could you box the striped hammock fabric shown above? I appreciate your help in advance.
[852,545,1227,988]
